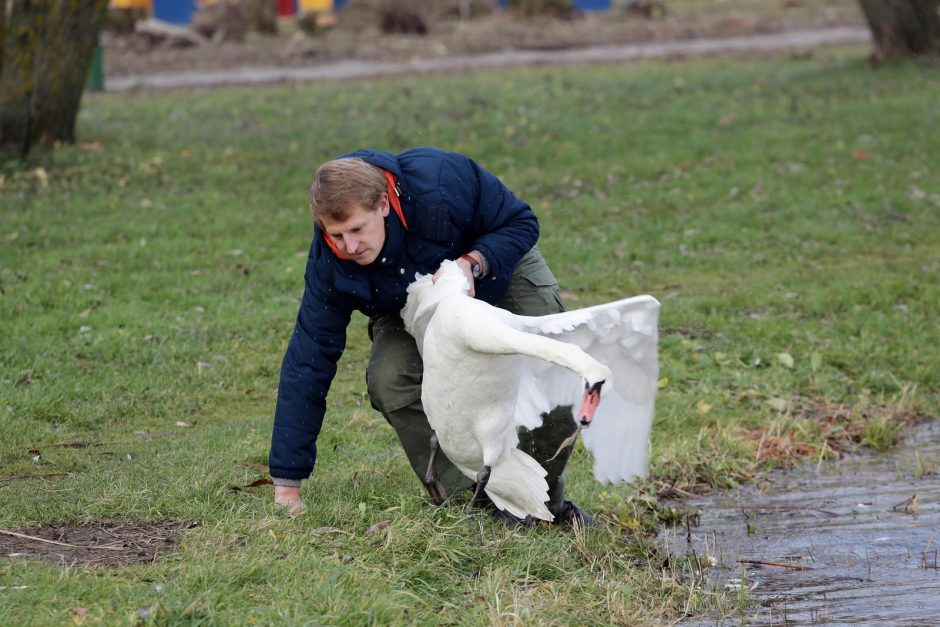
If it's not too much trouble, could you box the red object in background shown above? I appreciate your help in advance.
[277,0,297,16]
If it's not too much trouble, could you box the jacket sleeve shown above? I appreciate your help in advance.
[440,153,539,297]
[268,263,352,481]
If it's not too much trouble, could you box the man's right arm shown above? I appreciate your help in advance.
[268,267,352,495]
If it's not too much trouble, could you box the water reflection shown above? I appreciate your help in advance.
[661,421,940,625]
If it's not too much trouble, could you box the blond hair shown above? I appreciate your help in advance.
[309,157,386,223]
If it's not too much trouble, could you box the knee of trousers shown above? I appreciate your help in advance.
[366,358,422,416]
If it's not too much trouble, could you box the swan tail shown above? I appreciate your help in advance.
[484,449,554,522]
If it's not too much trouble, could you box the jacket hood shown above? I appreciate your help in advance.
[339,148,402,177]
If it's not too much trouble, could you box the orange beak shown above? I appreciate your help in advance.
[577,380,604,427]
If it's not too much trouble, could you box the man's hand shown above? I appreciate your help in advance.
[274,484,306,516]
[434,253,481,297]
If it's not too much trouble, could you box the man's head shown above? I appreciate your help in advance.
[310,158,389,265]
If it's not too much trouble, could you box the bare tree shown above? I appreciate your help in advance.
[1,0,109,161]
[858,0,940,62]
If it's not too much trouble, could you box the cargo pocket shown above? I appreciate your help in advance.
[498,248,567,316]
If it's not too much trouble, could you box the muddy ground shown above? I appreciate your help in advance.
[0,519,196,569]
[101,0,864,77]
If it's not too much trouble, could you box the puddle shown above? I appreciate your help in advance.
[660,420,940,625]
[0,518,196,569]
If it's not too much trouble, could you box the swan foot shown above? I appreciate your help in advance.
[469,465,492,510]
[423,431,447,506]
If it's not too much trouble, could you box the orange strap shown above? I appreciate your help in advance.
[383,170,408,229]
[321,170,407,260]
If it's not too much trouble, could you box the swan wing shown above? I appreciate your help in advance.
[513,294,660,484]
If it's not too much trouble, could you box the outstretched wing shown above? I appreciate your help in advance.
[512,295,660,484]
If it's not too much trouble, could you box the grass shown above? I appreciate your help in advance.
[2,45,939,623]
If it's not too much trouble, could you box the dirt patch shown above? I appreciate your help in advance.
[101,0,864,77]
[0,519,196,569]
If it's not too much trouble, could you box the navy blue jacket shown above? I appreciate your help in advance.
[268,147,539,480]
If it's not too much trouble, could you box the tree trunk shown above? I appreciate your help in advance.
[858,0,940,62]
[0,0,109,161]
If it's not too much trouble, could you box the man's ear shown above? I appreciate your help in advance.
[379,193,391,218]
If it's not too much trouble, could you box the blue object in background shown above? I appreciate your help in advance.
[334,0,348,9]
[152,0,197,25]
[574,0,612,10]
[495,0,612,9]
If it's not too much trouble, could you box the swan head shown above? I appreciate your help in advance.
[578,364,613,427]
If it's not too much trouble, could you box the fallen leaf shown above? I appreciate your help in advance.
[657,377,669,389]
[175,420,193,428]
[766,397,789,412]
[852,149,873,160]
[696,400,712,415]
[230,478,272,493]
[78,309,91,319]
[776,352,795,368]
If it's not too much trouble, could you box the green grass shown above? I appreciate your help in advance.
[2,46,939,623]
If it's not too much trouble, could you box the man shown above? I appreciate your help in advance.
[269,147,592,527]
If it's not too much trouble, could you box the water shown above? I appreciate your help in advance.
[660,421,940,625]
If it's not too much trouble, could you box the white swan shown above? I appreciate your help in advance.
[400,260,660,521]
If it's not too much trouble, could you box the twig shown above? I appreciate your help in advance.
[655,480,697,498]
[0,473,72,483]
[738,559,809,570]
[920,538,936,569]
[0,529,126,551]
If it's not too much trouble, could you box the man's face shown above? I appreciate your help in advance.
[320,195,390,265]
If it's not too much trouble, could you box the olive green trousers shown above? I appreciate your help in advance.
[366,247,577,512]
